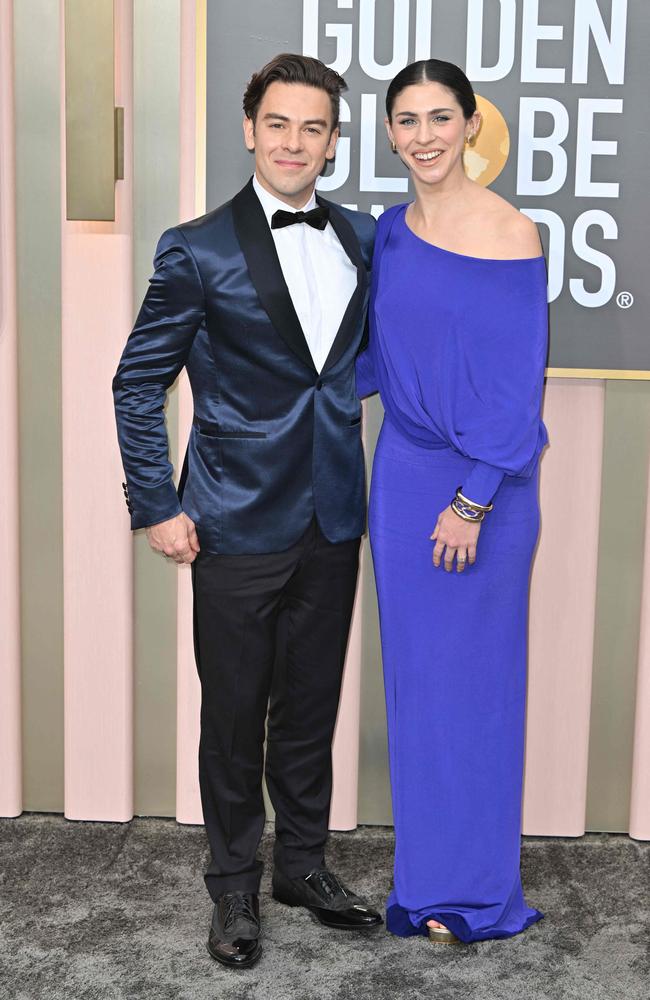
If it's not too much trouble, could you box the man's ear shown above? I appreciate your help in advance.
[325,126,340,161]
[243,115,255,151]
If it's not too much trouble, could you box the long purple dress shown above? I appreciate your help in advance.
[356,203,548,943]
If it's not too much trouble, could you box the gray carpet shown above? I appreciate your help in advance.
[0,814,648,1000]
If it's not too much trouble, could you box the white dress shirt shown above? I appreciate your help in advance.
[252,175,358,373]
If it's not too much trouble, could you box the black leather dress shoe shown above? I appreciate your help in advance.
[207,891,262,969]
[272,867,383,930]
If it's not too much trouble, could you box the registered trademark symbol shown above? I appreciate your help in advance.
[616,291,634,309]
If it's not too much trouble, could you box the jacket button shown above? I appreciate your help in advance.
[315,379,323,390]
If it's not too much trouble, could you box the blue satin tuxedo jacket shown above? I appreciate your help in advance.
[112,178,375,554]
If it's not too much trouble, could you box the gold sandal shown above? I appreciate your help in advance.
[428,923,461,945]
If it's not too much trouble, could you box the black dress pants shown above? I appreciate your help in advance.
[191,516,360,900]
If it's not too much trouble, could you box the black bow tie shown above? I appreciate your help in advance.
[271,205,329,231]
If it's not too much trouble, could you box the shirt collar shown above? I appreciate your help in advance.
[252,174,318,228]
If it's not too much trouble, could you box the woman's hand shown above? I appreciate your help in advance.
[430,505,481,572]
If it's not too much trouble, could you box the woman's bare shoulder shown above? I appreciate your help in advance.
[498,205,542,258]
[469,186,542,259]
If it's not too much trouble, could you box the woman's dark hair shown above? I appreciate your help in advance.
[243,53,347,132]
[386,59,476,121]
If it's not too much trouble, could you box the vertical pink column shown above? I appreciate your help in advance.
[329,561,363,829]
[329,411,369,829]
[176,0,204,824]
[523,379,605,835]
[62,0,134,820]
[630,451,650,841]
[0,1,22,818]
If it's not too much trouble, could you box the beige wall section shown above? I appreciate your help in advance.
[132,0,182,817]
[0,0,22,818]
[175,0,204,826]
[523,380,605,835]
[630,450,650,838]
[586,381,650,832]
[357,395,392,825]
[14,0,64,812]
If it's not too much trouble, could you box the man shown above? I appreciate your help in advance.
[112,53,380,970]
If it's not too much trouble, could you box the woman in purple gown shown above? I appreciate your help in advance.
[356,60,548,944]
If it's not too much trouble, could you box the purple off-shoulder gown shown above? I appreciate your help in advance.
[356,204,548,943]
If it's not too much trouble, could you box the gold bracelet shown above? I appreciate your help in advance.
[450,498,485,523]
[455,487,493,512]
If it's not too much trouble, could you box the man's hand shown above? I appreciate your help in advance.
[430,505,481,573]
[145,513,200,564]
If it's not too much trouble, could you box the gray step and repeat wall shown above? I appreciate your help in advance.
[206,0,648,374]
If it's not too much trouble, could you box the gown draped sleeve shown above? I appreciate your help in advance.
[445,255,549,506]
[355,338,379,398]
[363,203,549,508]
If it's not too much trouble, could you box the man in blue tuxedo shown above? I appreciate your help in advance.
[112,54,380,969]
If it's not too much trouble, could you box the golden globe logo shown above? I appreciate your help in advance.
[305,0,631,312]
[463,94,510,187]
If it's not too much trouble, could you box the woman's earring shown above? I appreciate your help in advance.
[390,140,397,153]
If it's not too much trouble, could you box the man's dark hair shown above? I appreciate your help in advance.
[243,53,347,131]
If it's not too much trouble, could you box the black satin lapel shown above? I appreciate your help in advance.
[318,197,368,374]
[231,178,316,372]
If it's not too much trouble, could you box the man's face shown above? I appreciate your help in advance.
[243,81,339,208]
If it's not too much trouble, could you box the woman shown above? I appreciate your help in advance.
[356,59,548,944]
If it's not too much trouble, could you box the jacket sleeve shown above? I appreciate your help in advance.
[112,226,205,529]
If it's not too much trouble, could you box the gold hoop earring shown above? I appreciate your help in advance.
[390,140,397,154]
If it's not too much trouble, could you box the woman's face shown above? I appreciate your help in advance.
[386,81,480,188]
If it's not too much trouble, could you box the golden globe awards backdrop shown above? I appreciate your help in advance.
[206,0,648,374]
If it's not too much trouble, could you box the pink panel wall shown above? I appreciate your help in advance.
[629,451,650,840]
[62,0,134,821]
[176,0,203,825]
[0,1,22,818]
[523,379,605,835]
